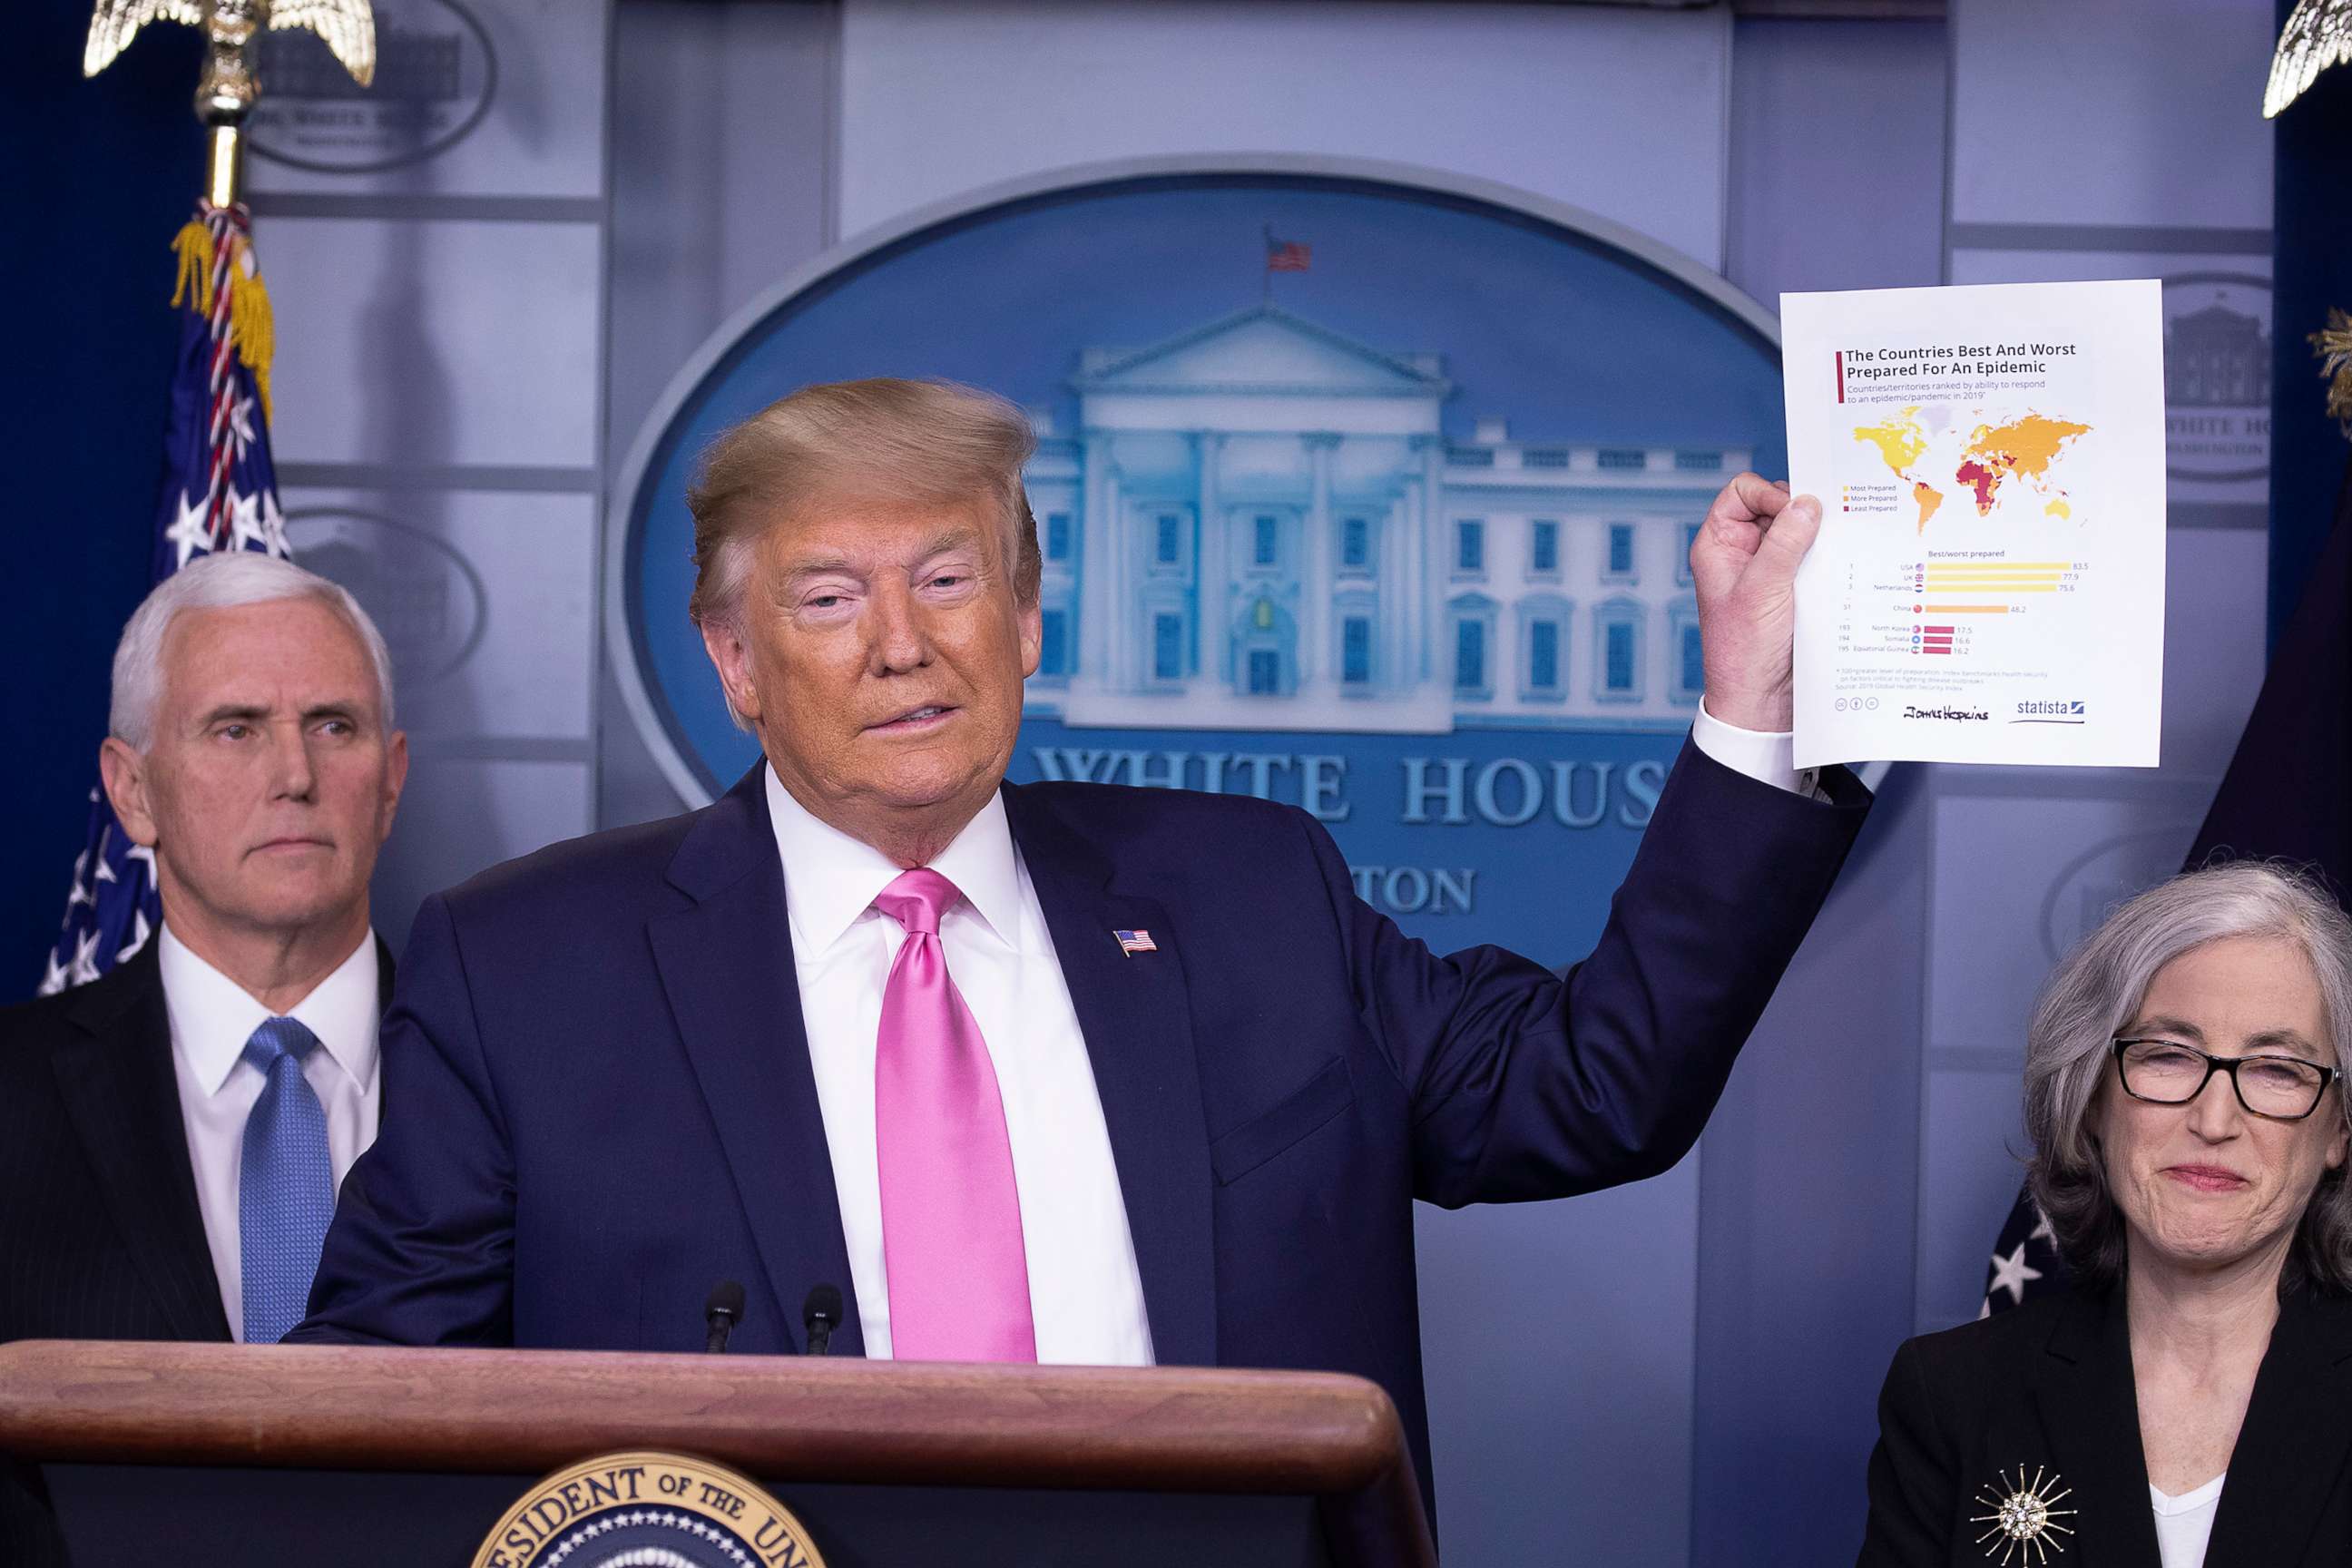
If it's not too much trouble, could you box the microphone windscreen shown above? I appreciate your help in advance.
[804,1283,843,1324]
[707,1279,747,1321]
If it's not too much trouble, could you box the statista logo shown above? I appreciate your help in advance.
[1902,704,1991,722]
[2013,699,2087,724]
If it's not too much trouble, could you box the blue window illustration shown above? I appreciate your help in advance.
[1606,622,1635,691]
[1531,519,1559,574]
[1456,519,1485,574]
[1046,512,1072,562]
[1529,620,1560,691]
[1040,608,1068,675]
[1152,612,1183,681]
[1248,648,1279,693]
[1680,521,1700,584]
[1342,516,1370,570]
[1342,616,1371,684]
[1253,514,1279,566]
[1680,620,1704,697]
[1156,514,1181,565]
[1607,524,1635,578]
[1455,619,1485,692]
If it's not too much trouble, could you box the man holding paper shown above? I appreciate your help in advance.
[292,377,1866,1520]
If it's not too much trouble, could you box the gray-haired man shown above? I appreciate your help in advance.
[1,551,407,1560]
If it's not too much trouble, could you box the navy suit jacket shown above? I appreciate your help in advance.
[297,739,1867,1514]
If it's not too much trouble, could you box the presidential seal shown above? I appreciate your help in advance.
[471,1452,826,1568]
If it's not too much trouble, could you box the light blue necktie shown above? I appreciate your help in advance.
[238,1016,335,1345]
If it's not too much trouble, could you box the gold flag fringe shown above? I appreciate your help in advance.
[2315,308,2352,438]
[170,219,213,314]
[166,216,278,423]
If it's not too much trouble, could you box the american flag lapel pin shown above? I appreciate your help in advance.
[1113,928,1158,957]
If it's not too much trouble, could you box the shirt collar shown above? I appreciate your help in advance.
[764,764,1025,957]
[158,923,381,1096]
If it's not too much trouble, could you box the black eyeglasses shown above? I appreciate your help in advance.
[2111,1037,2341,1122]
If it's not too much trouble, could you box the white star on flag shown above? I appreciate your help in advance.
[166,489,214,567]
[116,907,153,965]
[70,927,103,986]
[227,485,269,554]
[1986,1240,2043,1308]
[259,489,290,557]
[226,392,256,458]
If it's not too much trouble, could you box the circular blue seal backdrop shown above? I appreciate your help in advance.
[615,164,1784,961]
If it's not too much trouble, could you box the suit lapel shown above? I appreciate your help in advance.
[2202,1289,2352,1567]
[648,769,862,1355]
[1004,783,1215,1367]
[2024,1287,2160,1567]
[49,943,232,1342]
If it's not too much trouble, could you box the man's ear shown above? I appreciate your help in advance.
[99,737,160,848]
[699,618,764,729]
[377,730,411,841]
[1018,597,1043,680]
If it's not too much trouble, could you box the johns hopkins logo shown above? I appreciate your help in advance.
[470,1452,825,1568]
[612,162,1788,952]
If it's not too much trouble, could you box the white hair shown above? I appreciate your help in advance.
[108,552,397,750]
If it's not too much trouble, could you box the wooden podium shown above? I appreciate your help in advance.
[0,1340,1435,1567]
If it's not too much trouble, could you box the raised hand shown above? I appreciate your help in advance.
[1688,474,1822,734]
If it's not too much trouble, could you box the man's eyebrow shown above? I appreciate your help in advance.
[194,703,270,727]
[776,554,862,584]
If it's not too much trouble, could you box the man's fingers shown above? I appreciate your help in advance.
[1753,494,1822,574]
[1714,471,1791,525]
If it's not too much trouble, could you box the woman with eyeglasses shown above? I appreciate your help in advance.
[1858,862,2352,1568]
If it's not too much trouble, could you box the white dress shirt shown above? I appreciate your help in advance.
[768,710,1808,1361]
[1690,700,1818,798]
[2151,1474,2224,1568]
[159,924,383,1342]
[767,768,1156,1364]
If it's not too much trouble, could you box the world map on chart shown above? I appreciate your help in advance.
[1851,405,2093,534]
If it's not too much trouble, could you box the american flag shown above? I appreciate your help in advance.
[1264,231,1311,273]
[1113,929,1159,957]
[38,203,289,996]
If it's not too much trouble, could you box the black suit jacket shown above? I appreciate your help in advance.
[295,740,1868,1521]
[0,936,393,1564]
[1860,1283,2352,1566]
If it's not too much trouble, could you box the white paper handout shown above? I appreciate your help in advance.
[1782,280,2166,769]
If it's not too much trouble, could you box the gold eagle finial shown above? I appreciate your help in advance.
[83,1,376,93]
[2266,0,2352,118]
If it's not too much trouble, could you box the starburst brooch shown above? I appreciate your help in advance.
[1971,1465,2077,1564]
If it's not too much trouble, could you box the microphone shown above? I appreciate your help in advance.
[703,1280,746,1355]
[802,1283,842,1356]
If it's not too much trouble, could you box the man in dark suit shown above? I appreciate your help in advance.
[1,553,407,1563]
[295,378,1868,1518]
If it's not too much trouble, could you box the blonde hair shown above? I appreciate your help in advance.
[685,377,1043,629]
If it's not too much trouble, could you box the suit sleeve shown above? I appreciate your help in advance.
[288,893,517,1345]
[1308,735,1868,1204]
[1857,1338,1957,1566]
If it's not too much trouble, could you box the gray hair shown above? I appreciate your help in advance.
[2025,861,2352,1294]
[109,552,397,750]
[685,377,1043,633]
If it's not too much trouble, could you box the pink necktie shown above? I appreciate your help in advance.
[872,867,1036,1361]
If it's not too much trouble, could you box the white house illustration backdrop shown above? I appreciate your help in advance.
[1019,306,1745,734]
